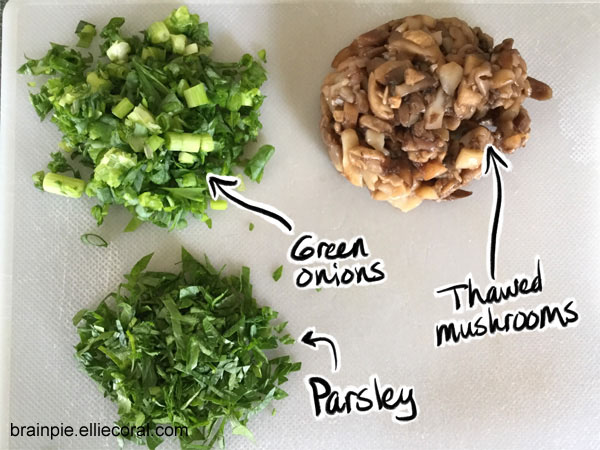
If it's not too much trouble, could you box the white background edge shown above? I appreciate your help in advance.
[1,1,18,447]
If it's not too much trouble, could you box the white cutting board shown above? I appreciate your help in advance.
[2,1,600,449]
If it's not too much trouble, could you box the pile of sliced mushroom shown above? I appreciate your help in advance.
[320,15,552,212]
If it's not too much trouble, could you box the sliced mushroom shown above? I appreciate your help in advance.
[388,195,423,212]
[367,73,394,120]
[527,76,553,100]
[332,44,357,68]
[365,129,386,151]
[357,27,390,47]
[420,159,448,180]
[404,67,426,86]
[423,88,446,130]
[343,102,359,128]
[359,114,393,134]
[455,148,483,169]
[373,60,412,84]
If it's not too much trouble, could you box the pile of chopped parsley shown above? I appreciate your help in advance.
[20,6,275,231]
[74,248,300,449]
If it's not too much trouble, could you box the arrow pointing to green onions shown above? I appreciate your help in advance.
[206,173,295,235]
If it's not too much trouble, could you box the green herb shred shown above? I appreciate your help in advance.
[272,265,283,282]
[20,6,275,231]
[73,248,300,449]
[80,233,108,247]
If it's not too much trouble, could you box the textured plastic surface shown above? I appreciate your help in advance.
[2,1,600,449]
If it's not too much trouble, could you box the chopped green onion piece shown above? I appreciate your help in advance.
[181,173,197,187]
[112,97,134,119]
[164,132,201,152]
[249,222,254,231]
[105,63,128,79]
[210,199,228,210]
[183,83,209,108]
[183,135,202,153]
[86,72,110,92]
[200,133,214,152]
[32,171,45,190]
[258,49,267,63]
[75,21,96,48]
[106,41,131,63]
[127,136,145,152]
[170,34,186,54]
[127,105,161,133]
[141,46,166,61]
[139,192,163,210]
[147,21,170,44]
[81,233,108,247]
[184,43,198,55]
[145,135,164,152]
[42,172,85,198]
[272,265,283,282]
[176,79,190,97]
[178,152,197,165]
[198,45,213,56]
[58,141,73,153]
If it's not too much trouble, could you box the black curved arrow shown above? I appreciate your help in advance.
[300,328,340,373]
[206,173,295,235]
[483,145,512,281]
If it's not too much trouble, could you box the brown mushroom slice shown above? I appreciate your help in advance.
[471,62,492,96]
[374,177,409,199]
[457,82,483,105]
[445,189,473,200]
[343,102,359,128]
[337,56,370,72]
[455,148,483,169]
[404,67,426,86]
[388,195,423,212]
[416,184,439,200]
[359,114,393,134]
[388,33,443,63]
[357,27,390,47]
[362,170,379,191]
[373,60,412,84]
[332,109,344,122]
[402,30,437,48]
[365,129,386,151]
[339,86,355,103]
[420,159,448,180]
[423,88,447,130]
[437,62,464,96]
[491,69,515,89]
[393,76,435,98]
[332,44,357,68]
[348,146,386,174]
[367,73,394,120]
[463,53,485,75]
[340,128,359,182]
[527,76,553,100]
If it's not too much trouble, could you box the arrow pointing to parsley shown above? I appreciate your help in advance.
[300,327,340,373]
[206,173,295,235]
[482,145,512,281]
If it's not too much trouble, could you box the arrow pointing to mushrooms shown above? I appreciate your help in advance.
[206,173,295,235]
[482,145,512,281]
[300,327,340,373]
